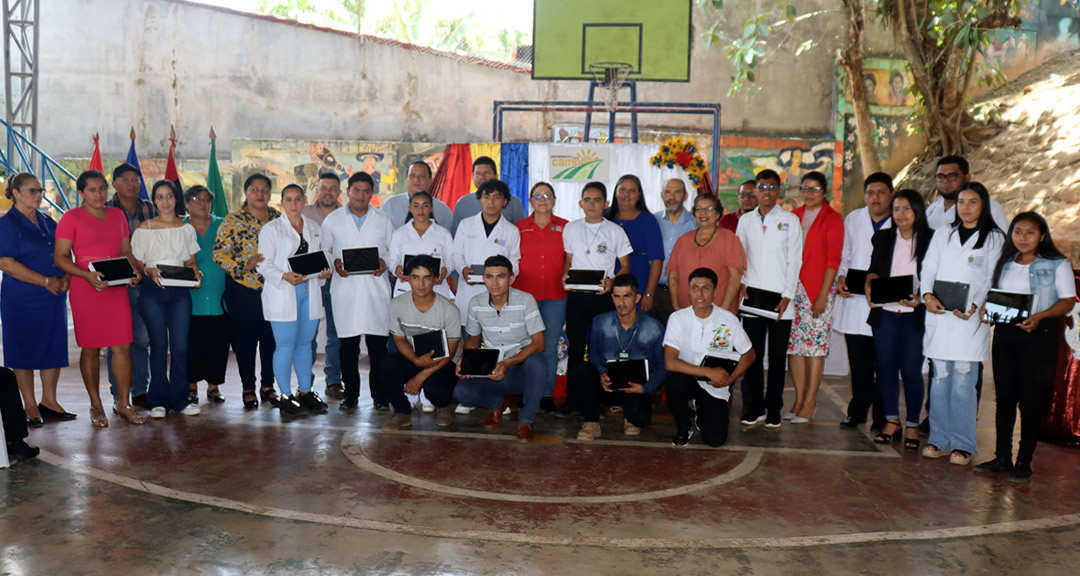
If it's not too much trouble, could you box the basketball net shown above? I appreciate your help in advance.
[588,62,633,113]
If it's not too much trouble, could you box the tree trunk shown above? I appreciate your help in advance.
[838,0,883,175]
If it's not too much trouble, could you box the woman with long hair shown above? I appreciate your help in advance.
[865,189,932,450]
[920,182,1004,465]
[605,174,664,314]
[975,212,1075,482]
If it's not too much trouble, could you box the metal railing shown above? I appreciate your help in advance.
[0,118,76,212]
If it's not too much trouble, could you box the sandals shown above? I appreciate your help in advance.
[207,386,225,403]
[113,404,147,425]
[260,387,281,407]
[921,444,949,459]
[873,420,902,444]
[903,430,921,452]
[90,406,109,428]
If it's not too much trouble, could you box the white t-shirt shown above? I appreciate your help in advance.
[131,224,200,268]
[562,218,633,277]
[663,305,753,401]
[998,258,1076,298]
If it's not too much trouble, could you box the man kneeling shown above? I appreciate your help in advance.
[454,255,546,443]
[577,274,667,440]
[382,255,462,430]
[663,267,755,447]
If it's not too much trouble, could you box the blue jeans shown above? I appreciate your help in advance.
[109,284,149,400]
[138,283,192,412]
[454,352,546,423]
[311,280,341,386]
[270,284,319,396]
[873,311,924,427]
[927,359,979,454]
[536,297,566,397]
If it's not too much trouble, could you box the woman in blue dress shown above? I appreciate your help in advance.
[0,173,73,426]
[605,174,665,315]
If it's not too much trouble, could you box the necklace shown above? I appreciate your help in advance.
[585,221,603,255]
[614,322,639,358]
[695,226,717,247]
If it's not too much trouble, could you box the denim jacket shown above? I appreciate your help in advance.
[588,311,668,395]
[1000,256,1064,315]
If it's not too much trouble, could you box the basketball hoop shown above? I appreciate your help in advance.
[588,62,633,113]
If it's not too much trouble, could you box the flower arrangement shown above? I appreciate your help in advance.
[650,137,709,190]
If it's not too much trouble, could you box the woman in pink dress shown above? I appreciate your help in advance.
[53,170,147,427]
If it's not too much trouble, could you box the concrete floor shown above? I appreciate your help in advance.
[3,351,1080,575]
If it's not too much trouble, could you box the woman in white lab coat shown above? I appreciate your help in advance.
[919,182,1004,465]
[320,171,395,409]
[257,184,332,416]
[388,191,454,300]
[449,179,522,326]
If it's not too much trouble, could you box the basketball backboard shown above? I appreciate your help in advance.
[531,0,692,82]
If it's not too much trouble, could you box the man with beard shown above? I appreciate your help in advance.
[925,156,1007,231]
[653,178,697,325]
[719,180,758,233]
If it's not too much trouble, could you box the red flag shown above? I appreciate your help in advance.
[165,129,185,216]
[89,133,103,172]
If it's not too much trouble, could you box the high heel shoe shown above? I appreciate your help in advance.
[790,406,817,425]
[113,404,147,425]
[206,386,225,403]
[243,391,258,410]
[90,406,109,428]
[260,387,281,407]
[903,428,921,452]
[873,420,902,444]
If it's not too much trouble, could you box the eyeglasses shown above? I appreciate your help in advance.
[800,185,823,193]
[16,187,44,195]
[757,184,779,192]
[693,205,718,213]
[189,196,212,203]
[531,193,554,200]
[935,172,963,181]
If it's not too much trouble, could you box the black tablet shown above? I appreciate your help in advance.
[466,264,486,284]
[342,247,379,274]
[934,280,971,312]
[697,356,739,383]
[88,257,137,287]
[845,269,868,296]
[158,265,199,288]
[606,359,649,390]
[459,348,501,377]
[869,275,915,306]
[983,289,1032,324]
[566,269,606,292]
[288,251,330,278]
[412,330,449,360]
[741,286,783,319]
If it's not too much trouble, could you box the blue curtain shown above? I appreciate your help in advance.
[500,143,530,217]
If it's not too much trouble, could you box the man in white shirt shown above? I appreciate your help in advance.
[663,267,755,447]
[322,172,395,411]
[380,160,454,229]
[555,182,633,417]
[653,178,697,325]
[834,172,893,431]
[735,169,803,428]
[302,172,344,398]
[450,156,525,235]
[926,155,1008,231]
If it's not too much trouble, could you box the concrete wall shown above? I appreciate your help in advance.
[37,0,896,160]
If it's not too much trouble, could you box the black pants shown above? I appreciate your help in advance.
[741,315,792,418]
[564,291,614,405]
[341,334,388,403]
[1,367,28,443]
[652,284,675,326]
[188,314,231,385]
[666,372,729,447]
[576,359,653,426]
[844,334,885,425]
[223,277,275,392]
[382,352,458,415]
[991,322,1057,464]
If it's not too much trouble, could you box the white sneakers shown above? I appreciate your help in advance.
[150,404,200,418]
[149,406,167,419]
[455,404,473,415]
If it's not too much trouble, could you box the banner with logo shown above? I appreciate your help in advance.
[547,145,611,182]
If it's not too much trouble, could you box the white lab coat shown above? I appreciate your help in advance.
[735,206,803,321]
[833,208,892,336]
[257,215,326,322]
[388,220,455,300]
[320,206,394,338]
[449,214,521,325]
[921,226,1005,362]
[926,196,1009,231]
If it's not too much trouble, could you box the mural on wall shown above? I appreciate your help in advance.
[230,139,446,207]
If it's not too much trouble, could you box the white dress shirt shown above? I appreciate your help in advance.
[735,205,803,321]
[926,196,1008,231]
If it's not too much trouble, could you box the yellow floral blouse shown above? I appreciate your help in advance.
[212,207,281,290]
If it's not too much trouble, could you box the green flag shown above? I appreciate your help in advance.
[207,135,229,217]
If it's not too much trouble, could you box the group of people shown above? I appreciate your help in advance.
[0,153,1073,482]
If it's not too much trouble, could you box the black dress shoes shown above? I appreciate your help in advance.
[6,439,40,463]
[26,417,44,428]
[39,404,78,420]
[839,416,863,429]
[340,396,359,411]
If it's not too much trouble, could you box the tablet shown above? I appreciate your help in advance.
[157,265,199,288]
[88,257,137,287]
[466,264,486,285]
[605,359,649,390]
[869,275,915,306]
[459,348,501,377]
[934,280,971,312]
[565,269,606,292]
[983,289,1033,324]
[741,286,783,320]
[342,247,379,275]
[845,269,868,296]
[697,356,739,383]
[411,329,449,360]
[288,251,331,278]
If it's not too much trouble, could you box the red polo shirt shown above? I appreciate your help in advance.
[515,214,568,302]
